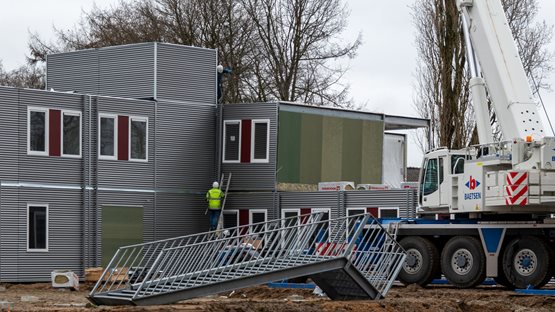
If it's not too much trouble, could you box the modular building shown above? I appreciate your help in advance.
[0,42,427,282]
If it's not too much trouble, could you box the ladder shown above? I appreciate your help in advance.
[386,222,400,241]
[216,173,232,232]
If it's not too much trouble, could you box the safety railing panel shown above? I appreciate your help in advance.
[90,212,406,301]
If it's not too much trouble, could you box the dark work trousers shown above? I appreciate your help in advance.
[209,209,221,231]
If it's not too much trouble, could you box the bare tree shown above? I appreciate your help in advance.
[0,61,45,89]
[28,0,359,107]
[241,0,360,107]
[413,0,472,150]
[412,0,553,150]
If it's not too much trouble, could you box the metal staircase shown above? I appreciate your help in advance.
[89,212,406,306]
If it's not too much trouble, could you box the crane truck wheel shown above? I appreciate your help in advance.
[501,236,555,289]
[493,265,514,289]
[397,236,440,286]
[441,236,486,288]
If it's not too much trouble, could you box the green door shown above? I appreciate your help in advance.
[101,206,144,267]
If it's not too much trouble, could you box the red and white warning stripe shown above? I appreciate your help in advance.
[506,171,528,186]
[505,185,528,206]
[505,171,529,206]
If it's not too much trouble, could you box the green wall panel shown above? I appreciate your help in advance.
[277,108,384,185]
[101,206,144,267]
[361,121,383,183]
[341,119,362,184]
[299,114,323,184]
[321,116,344,181]
[277,111,301,183]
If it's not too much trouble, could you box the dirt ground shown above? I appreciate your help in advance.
[0,282,554,312]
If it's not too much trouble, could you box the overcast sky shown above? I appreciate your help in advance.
[1,0,554,167]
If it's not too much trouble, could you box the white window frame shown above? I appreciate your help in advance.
[281,209,300,226]
[98,113,118,160]
[223,120,242,163]
[250,119,270,163]
[27,106,49,156]
[312,208,331,228]
[281,209,300,249]
[27,203,49,252]
[346,208,366,236]
[248,209,267,234]
[128,116,149,162]
[346,208,366,217]
[223,209,240,230]
[61,110,82,158]
[312,208,331,218]
[378,207,400,218]
[312,208,331,245]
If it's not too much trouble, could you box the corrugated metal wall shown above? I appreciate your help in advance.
[46,42,217,103]
[156,100,216,190]
[46,43,154,99]
[98,43,155,99]
[156,43,217,104]
[0,42,221,282]
[345,190,417,218]
[155,192,210,239]
[0,187,84,282]
[96,191,155,266]
[224,192,278,220]
[0,186,18,281]
[222,102,278,191]
[221,189,417,224]
[18,89,84,184]
[280,192,342,219]
[96,96,155,190]
[0,88,19,181]
[46,49,99,94]
[0,88,217,281]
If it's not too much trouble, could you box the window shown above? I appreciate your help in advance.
[28,204,48,252]
[28,107,48,155]
[346,208,366,235]
[223,210,239,235]
[347,208,366,217]
[251,120,269,162]
[379,207,399,218]
[99,114,117,159]
[28,107,82,158]
[282,209,300,227]
[422,158,439,195]
[312,208,330,242]
[451,155,465,174]
[223,120,241,162]
[62,111,82,157]
[129,116,148,161]
[249,210,267,234]
[281,209,300,249]
[439,157,445,184]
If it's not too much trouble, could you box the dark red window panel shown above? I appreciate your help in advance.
[239,210,249,235]
[118,115,129,161]
[300,208,312,224]
[240,119,251,163]
[366,207,379,218]
[49,109,61,156]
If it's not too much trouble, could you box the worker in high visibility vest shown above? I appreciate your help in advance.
[206,181,225,231]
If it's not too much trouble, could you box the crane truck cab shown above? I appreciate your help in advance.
[418,140,555,218]
[418,148,467,215]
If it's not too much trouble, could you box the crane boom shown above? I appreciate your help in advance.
[458,0,545,141]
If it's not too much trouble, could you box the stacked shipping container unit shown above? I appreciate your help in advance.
[0,42,425,281]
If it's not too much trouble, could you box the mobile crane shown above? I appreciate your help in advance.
[395,0,555,289]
